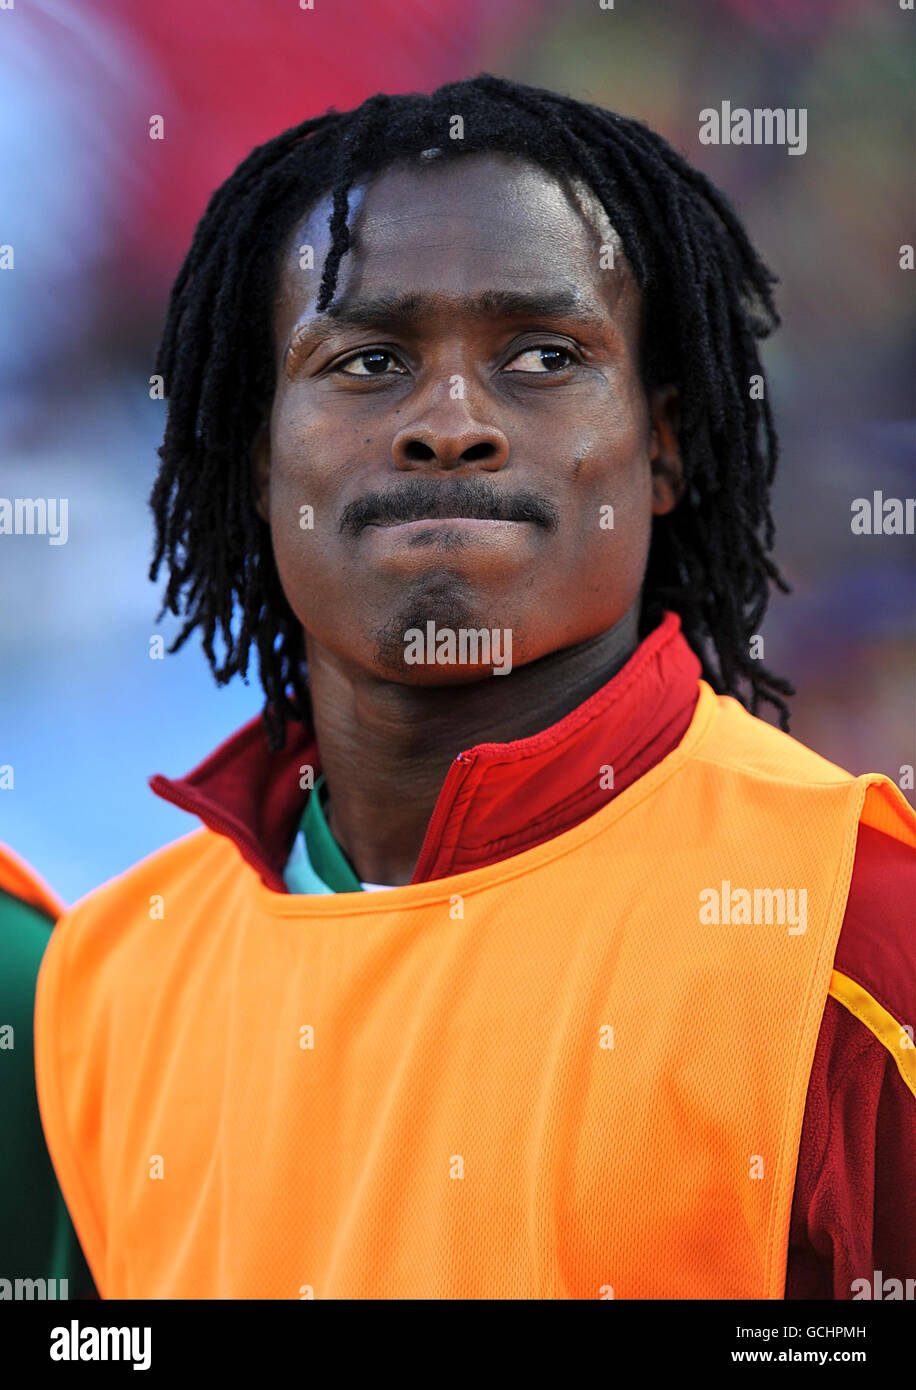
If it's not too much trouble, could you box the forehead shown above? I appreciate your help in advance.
[272,151,637,338]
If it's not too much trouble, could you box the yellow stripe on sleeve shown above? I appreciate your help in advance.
[829,969,916,1101]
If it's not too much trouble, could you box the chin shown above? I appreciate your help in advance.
[368,595,519,681]
[370,660,508,687]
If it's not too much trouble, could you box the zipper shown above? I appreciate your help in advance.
[410,751,476,883]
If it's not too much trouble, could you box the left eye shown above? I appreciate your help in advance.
[504,346,574,373]
[338,350,406,376]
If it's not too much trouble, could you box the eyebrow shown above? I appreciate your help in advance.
[284,288,608,363]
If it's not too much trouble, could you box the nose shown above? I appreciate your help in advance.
[391,399,510,473]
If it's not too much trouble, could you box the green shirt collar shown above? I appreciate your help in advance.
[301,775,363,893]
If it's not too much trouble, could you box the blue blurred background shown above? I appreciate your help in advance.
[2,0,914,903]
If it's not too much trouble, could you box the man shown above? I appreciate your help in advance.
[34,76,915,1299]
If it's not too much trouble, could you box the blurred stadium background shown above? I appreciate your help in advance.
[1,0,913,902]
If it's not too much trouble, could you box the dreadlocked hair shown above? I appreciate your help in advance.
[151,73,794,751]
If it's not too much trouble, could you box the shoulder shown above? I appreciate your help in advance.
[695,690,916,838]
[695,688,865,787]
[37,827,237,999]
[693,689,915,1025]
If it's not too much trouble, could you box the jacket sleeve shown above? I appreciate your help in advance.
[786,821,916,1299]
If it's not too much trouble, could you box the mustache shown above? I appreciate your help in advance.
[339,477,559,536]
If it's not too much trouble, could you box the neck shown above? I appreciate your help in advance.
[305,604,641,886]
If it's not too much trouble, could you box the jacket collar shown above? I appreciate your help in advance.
[150,611,701,892]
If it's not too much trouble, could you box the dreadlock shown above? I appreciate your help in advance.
[150,73,794,751]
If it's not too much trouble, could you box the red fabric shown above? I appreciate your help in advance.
[100,0,543,287]
[785,824,916,1298]
[150,610,916,1298]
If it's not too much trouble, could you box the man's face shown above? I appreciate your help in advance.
[254,151,682,684]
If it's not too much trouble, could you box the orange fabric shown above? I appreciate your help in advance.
[34,683,916,1298]
[0,842,63,920]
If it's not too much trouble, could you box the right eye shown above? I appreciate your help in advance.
[337,350,407,376]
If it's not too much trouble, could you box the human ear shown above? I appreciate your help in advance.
[648,384,684,515]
